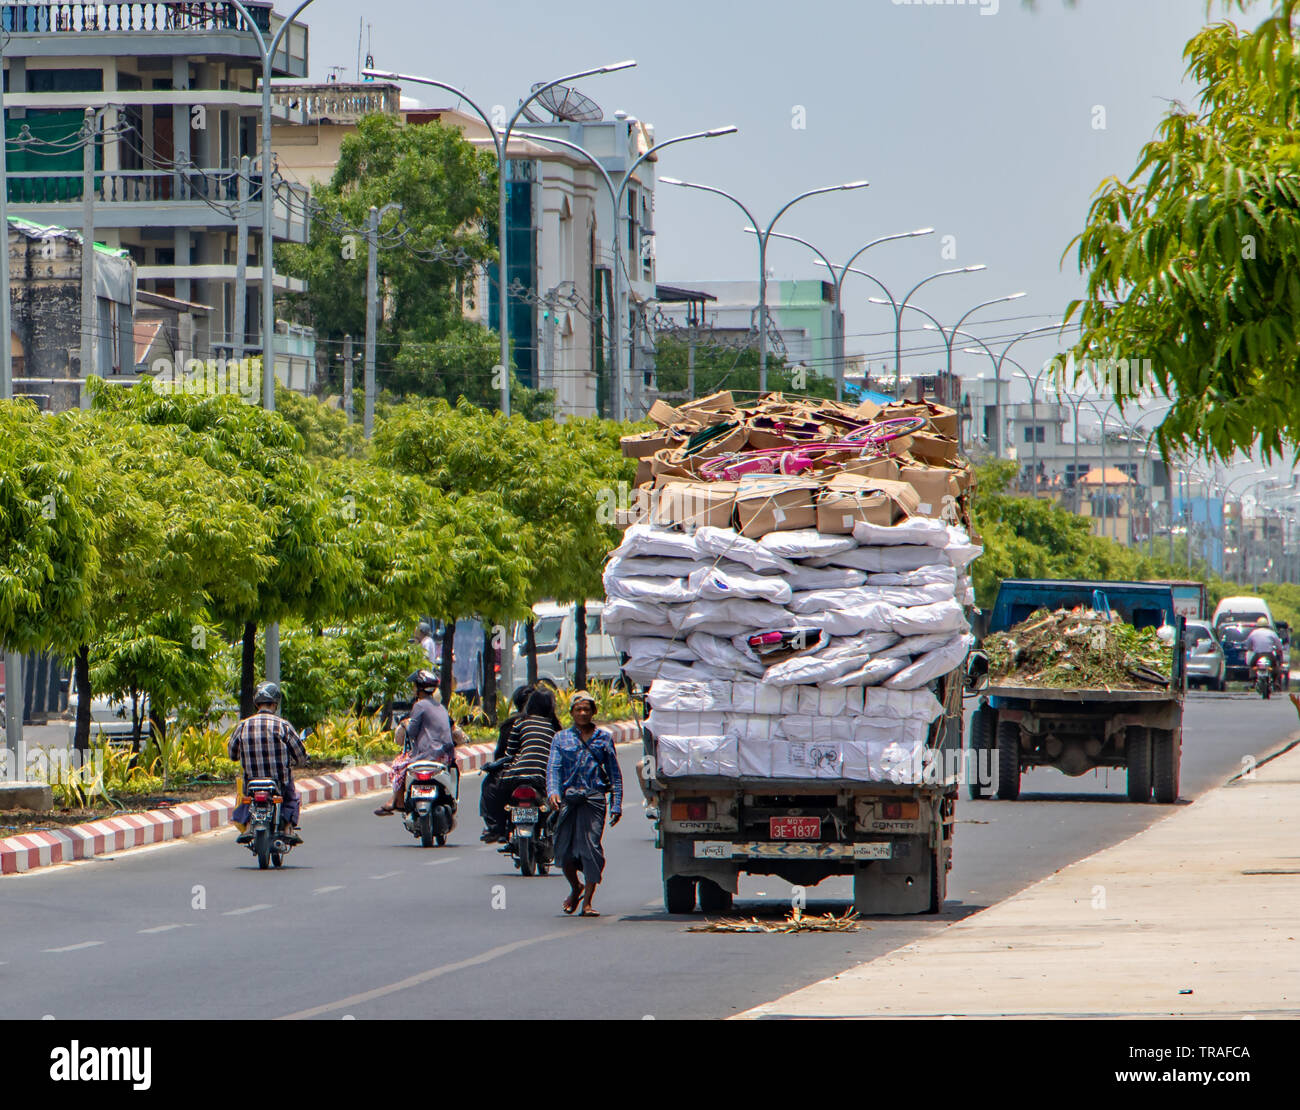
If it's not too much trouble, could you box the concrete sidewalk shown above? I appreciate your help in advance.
[742,740,1300,1019]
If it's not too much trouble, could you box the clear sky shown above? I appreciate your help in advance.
[296,0,1235,398]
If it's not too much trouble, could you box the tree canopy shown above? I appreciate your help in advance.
[1067,0,1300,460]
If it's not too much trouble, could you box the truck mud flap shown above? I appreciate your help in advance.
[853,835,937,916]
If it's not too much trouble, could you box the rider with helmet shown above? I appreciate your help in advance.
[1245,616,1284,684]
[228,681,308,844]
[375,669,455,816]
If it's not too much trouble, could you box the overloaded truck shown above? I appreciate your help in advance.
[608,391,980,916]
[967,580,1185,804]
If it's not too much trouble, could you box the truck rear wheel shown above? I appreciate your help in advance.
[967,707,994,800]
[664,874,696,915]
[995,719,1021,801]
[1126,726,1152,803]
[697,879,733,914]
[1152,728,1181,804]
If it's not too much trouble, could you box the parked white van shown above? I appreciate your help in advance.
[511,601,622,686]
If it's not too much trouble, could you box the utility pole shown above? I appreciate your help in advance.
[364,202,400,439]
[687,338,695,402]
[80,107,96,410]
[342,333,353,422]
[232,155,250,361]
[364,206,378,439]
[1,64,22,778]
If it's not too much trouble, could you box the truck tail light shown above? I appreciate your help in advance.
[670,799,711,821]
[881,801,919,820]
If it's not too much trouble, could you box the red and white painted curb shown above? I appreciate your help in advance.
[1,719,643,875]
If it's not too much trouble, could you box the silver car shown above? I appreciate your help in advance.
[1184,620,1226,691]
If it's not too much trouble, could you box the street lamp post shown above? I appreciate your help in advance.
[230,0,314,686]
[515,126,737,421]
[660,177,870,391]
[366,62,637,417]
[0,36,18,769]
[747,227,936,399]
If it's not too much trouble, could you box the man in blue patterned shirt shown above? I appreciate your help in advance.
[546,691,622,917]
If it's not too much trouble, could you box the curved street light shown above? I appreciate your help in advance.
[521,126,737,420]
[366,61,636,416]
[744,226,934,399]
[660,176,870,390]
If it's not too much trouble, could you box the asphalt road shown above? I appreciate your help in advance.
[1,688,1295,1020]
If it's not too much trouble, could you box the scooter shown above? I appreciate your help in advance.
[501,782,554,876]
[402,759,458,847]
[238,778,298,870]
[1254,653,1275,700]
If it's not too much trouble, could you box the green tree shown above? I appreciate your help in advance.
[91,384,352,715]
[1067,0,1300,459]
[277,113,539,411]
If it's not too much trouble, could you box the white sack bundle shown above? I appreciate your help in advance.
[944,526,983,570]
[690,564,793,604]
[866,564,957,587]
[727,681,799,715]
[647,678,732,712]
[757,529,856,560]
[646,709,727,736]
[795,684,865,716]
[601,597,673,636]
[723,713,786,742]
[852,516,951,547]
[606,573,699,605]
[783,565,868,591]
[612,523,702,561]
[885,633,974,690]
[808,545,946,573]
[876,631,965,660]
[788,580,956,614]
[762,630,899,686]
[655,735,738,778]
[781,714,859,743]
[694,526,797,575]
[626,658,736,686]
[671,598,793,635]
[604,553,705,580]
[889,598,969,637]
[861,686,945,723]
[686,631,765,677]
[623,635,694,663]
[825,655,910,686]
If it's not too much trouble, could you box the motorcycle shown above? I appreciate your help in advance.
[239,778,297,870]
[502,783,554,876]
[1254,652,1278,700]
[402,758,458,847]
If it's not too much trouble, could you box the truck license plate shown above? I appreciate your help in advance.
[770,817,821,840]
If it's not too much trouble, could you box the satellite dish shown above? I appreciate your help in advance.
[519,81,604,124]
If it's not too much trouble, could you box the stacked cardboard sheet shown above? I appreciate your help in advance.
[610,392,981,784]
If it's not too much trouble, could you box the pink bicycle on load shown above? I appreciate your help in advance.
[697,416,927,481]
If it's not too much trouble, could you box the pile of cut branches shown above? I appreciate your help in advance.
[686,908,861,934]
[983,607,1173,690]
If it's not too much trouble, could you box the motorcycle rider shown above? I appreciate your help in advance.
[229,681,308,844]
[1245,616,1284,686]
[375,669,456,816]
[480,685,533,842]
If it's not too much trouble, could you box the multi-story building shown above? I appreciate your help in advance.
[2,0,312,403]
[654,278,837,378]
[272,80,661,418]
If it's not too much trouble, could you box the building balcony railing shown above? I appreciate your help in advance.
[271,82,400,125]
[5,169,310,241]
[0,1,272,33]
